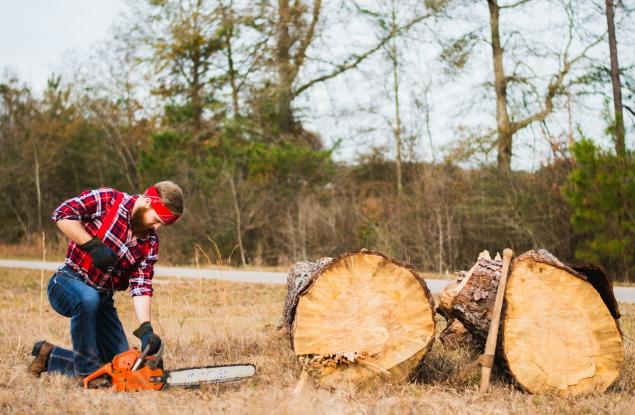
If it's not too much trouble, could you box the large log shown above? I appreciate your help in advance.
[439,249,624,396]
[502,250,623,395]
[281,250,436,388]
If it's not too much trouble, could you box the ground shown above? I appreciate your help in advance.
[0,268,633,414]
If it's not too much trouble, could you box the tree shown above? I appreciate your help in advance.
[251,0,434,147]
[563,139,634,281]
[605,0,626,158]
[486,0,605,169]
[124,0,226,134]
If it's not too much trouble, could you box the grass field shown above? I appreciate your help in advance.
[1,268,633,414]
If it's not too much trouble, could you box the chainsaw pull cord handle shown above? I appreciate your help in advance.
[131,342,164,371]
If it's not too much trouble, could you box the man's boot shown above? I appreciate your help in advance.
[27,340,53,377]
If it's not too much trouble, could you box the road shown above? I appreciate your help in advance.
[1,258,634,303]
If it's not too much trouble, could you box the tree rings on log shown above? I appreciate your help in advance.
[501,250,624,396]
[281,250,436,388]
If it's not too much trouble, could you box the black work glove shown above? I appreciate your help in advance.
[133,322,162,355]
[80,237,118,273]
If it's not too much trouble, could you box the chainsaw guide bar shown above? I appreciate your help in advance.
[164,364,257,388]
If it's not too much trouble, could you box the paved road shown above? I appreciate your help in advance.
[1,259,634,303]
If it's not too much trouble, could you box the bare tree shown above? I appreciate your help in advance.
[486,0,604,169]
[605,0,625,158]
[256,0,433,145]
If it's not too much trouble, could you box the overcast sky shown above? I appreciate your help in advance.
[1,0,125,90]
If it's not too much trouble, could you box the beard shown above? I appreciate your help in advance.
[130,206,153,239]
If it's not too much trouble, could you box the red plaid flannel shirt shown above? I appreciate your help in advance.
[52,188,158,296]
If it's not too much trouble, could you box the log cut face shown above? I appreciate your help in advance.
[502,251,624,396]
[286,251,436,388]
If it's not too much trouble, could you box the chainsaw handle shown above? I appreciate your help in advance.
[83,362,112,389]
[131,344,152,371]
[132,342,164,371]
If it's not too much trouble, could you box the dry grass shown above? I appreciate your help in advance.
[1,267,634,415]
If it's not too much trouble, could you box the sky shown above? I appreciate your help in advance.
[0,0,125,91]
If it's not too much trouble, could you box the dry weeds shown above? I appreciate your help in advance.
[0,268,633,415]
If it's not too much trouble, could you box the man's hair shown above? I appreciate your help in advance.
[148,181,184,216]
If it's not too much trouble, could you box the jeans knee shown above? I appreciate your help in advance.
[74,292,100,314]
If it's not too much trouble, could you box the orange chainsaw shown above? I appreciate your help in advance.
[83,343,256,391]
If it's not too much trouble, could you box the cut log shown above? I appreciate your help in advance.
[281,250,436,388]
[439,249,624,396]
[501,250,623,396]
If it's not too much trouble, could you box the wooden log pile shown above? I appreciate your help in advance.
[280,250,436,389]
[438,249,624,396]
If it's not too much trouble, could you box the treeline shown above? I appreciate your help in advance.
[0,0,633,280]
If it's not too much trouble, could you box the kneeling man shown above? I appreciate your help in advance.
[28,181,184,385]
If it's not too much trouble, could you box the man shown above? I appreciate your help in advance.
[27,181,184,385]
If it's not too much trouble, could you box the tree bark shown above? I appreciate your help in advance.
[437,250,502,346]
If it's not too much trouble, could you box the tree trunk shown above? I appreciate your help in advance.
[390,0,403,195]
[280,250,436,388]
[439,249,623,396]
[605,0,625,158]
[33,144,42,231]
[223,3,241,118]
[488,0,513,170]
[228,172,246,266]
[275,0,295,135]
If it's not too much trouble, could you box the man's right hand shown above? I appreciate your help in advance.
[133,322,162,355]
[80,237,118,272]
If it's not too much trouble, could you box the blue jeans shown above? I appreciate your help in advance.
[46,265,129,377]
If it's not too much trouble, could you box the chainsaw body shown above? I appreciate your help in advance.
[83,347,165,391]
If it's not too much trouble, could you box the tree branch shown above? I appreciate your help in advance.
[511,34,604,133]
[292,0,321,81]
[498,0,531,9]
[292,12,431,97]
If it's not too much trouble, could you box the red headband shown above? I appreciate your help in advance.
[145,185,180,225]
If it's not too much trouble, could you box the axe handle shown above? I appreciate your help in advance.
[480,248,513,393]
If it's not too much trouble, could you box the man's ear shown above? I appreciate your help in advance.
[143,197,152,208]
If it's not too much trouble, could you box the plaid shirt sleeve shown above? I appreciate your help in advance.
[128,237,159,297]
[52,188,114,222]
